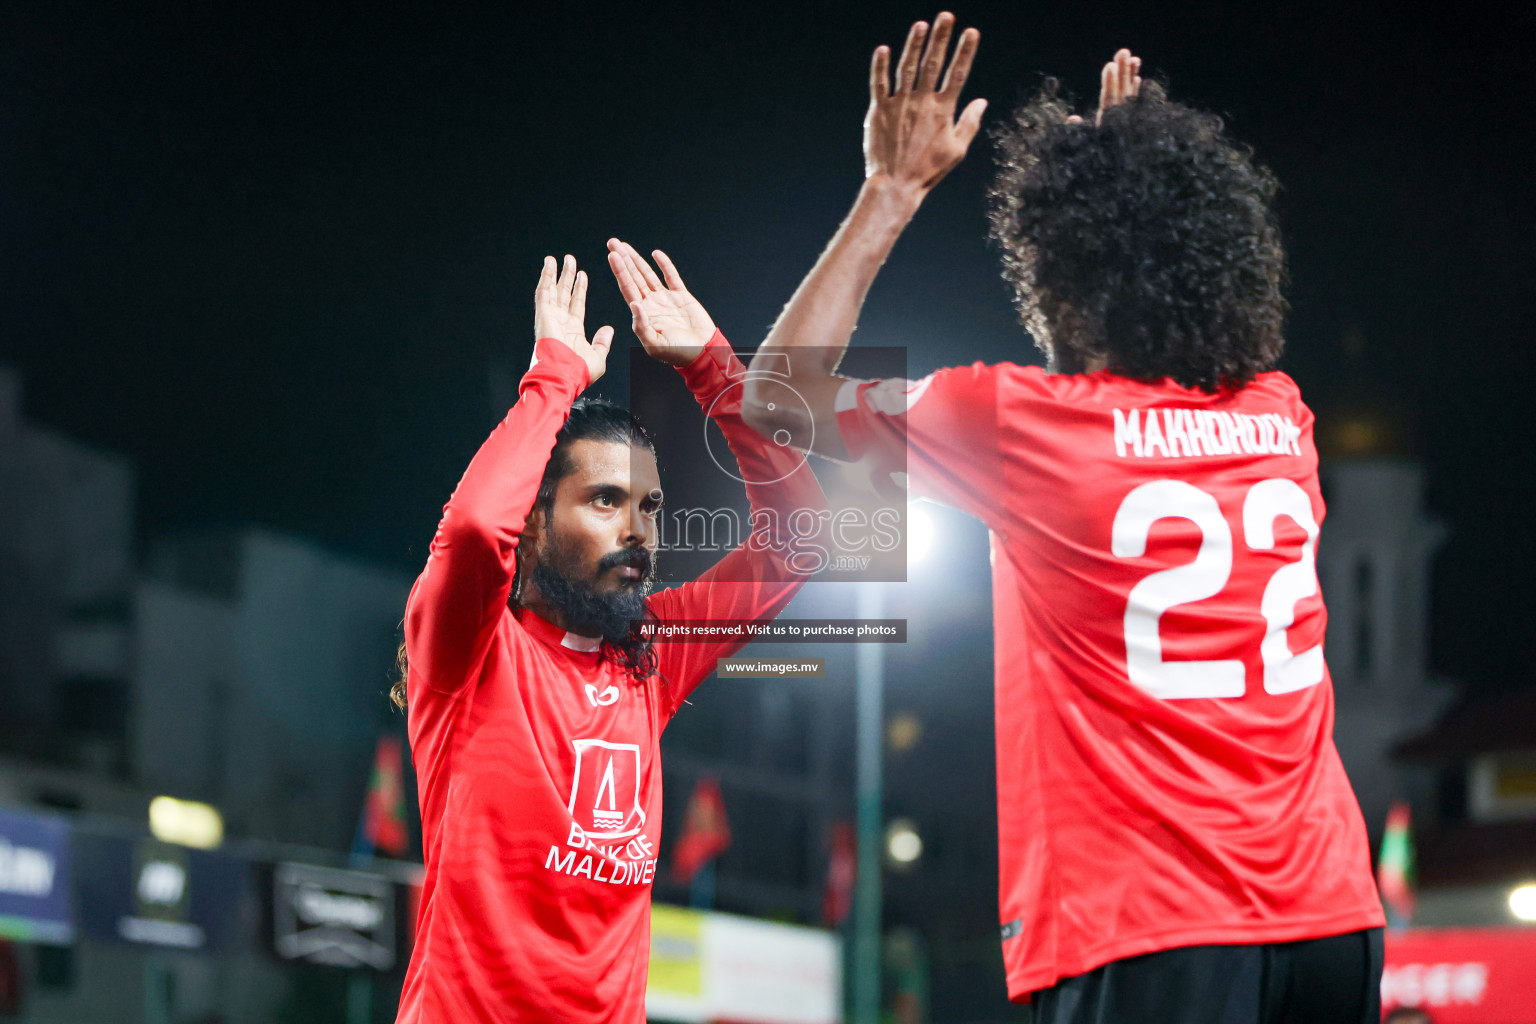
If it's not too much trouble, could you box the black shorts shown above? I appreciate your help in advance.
[1030,928,1384,1024]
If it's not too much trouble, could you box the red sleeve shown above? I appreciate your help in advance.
[647,331,829,718]
[403,337,589,695]
[834,362,1007,527]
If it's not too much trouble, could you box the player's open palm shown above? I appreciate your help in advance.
[534,254,614,384]
[606,239,716,367]
[864,12,987,193]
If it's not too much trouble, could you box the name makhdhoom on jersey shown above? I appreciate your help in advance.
[1113,408,1303,459]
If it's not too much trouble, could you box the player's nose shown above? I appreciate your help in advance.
[621,506,650,546]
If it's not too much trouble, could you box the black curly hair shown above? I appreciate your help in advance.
[987,79,1286,392]
[391,398,661,710]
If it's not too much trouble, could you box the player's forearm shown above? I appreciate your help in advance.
[647,337,829,711]
[407,338,588,666]
[744,177,924,427]
[680,334,828,562]
[440,339,588,548]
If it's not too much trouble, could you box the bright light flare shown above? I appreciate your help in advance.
[886,819,923,865]
[1510,883,1536,922]
[907,504,933,564]
[887,711,922,753]
[149,796,224,849]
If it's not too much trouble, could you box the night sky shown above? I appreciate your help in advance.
[2,1,1532,691]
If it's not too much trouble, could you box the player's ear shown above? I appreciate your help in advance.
[524,506,546,545]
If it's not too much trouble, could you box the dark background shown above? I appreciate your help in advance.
[1,1,1531,687]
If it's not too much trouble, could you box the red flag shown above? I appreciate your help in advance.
[361,735,409,857]
[671,777,731,884]
[822,821,857,927]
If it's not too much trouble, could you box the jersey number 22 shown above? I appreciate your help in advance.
[1111,478,1324,700]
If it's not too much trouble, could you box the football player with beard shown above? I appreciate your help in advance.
[393,248,825,1023]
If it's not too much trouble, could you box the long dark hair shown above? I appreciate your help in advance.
[391,398,659,710]
[988,79,1286,391]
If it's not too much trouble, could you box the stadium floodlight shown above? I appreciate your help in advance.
[1510,883,1536,922]
[149,796,224,849]
[907,503,934,564]
[885,819,923,865]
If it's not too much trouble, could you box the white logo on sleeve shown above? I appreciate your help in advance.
[567,739,645,839]
[863,375,936,416]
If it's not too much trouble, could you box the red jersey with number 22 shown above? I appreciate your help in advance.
[836,363,1384,1000]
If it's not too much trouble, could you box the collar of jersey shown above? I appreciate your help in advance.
[515,606,604,657]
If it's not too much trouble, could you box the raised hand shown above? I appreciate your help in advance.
[1099,47,1143,123]
[533,254,614,385]
[1070,48,1143,126]
[864,11,987,194]
[606,239,717,367]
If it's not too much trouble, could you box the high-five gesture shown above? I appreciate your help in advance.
[742,12,984,458]
[533,254,614,385]
[864,12,986,194]
[606,239,717,367]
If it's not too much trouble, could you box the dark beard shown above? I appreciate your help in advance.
[532,543,655,645]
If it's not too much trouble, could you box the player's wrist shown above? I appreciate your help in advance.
[528,336,594,394]
[673,331,720,368]
[859,174,927,217]
[676,329,734,389]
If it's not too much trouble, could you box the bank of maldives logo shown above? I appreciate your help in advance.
[568,739,645,839]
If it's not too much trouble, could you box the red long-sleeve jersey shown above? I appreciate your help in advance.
[836,363,1383,1000]
[397,333,825,1023]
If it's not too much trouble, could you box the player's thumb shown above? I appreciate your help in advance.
[585,325,614,384]
[628,301,658,346]
[591,325,615,357]
[955,97,988,147]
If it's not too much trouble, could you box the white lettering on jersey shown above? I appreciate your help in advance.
[543,822,658,886]
[1113,408,1143,457]
[1164,409,1193,457]
[1143,409,1170,457]
[1112,408,1301,458]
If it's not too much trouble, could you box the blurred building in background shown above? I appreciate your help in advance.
[137,528,411,850]
[1318,457,1452,840]
[1316,419,1536,1019]
[0,366,135,776]
[0,368,429,1023]
[1394,688,1536,926]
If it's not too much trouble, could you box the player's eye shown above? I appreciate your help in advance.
[593,493,616,508]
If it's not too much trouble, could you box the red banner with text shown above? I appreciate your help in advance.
[1382,928,1536,1022]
